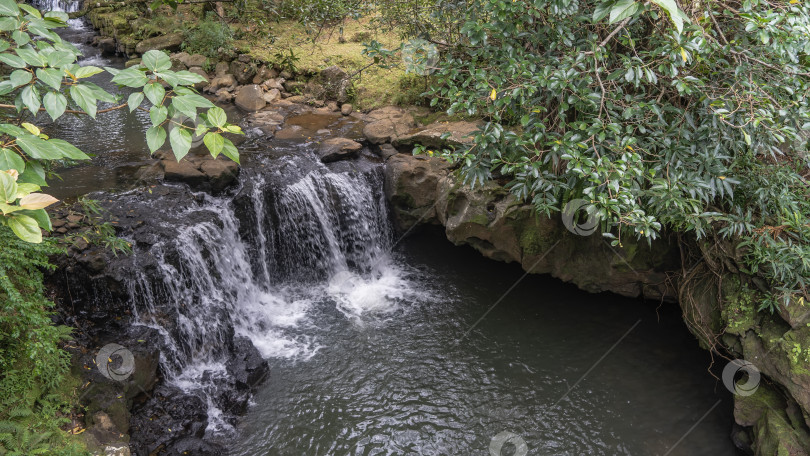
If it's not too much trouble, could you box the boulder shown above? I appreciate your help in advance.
[124,58,141,68]
[230,60,256,85]
[393,120,481,149]
[341,103,353,116]
[362,106,418,144]
[187,66,209,90]
[199,159,239,193]
[215,89,233,103]
[316,65,351,103]
[215,61,230,77]
[208,74,236,93]
[317,138,362,163]
[163,158,207,187]
[234,85,267,111]
[98,37,116,56]
[181,53,207,68]
[263,78,285,91]
[263,88,281,104]
[135,33,183,54]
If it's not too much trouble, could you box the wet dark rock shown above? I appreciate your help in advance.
[129,385,215,455]
[98,37,116,55]
[227,337,269,391]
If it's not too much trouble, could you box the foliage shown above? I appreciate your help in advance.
[273,48,300,75]
[181,12,235,59]
[277,0,367,25]
[414,0,810,312]
[0,0,242,244]
[0,225,86,455]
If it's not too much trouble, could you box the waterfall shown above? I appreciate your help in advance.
[120,163,402,432]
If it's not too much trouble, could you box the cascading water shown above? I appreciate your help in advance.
[120,161,418,433]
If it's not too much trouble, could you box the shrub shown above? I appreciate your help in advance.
[181,12,235,59]
[421,0,810,311]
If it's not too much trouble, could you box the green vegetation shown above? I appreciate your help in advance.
[0,226,86,454]
[397,0,810,315]
[181,12,235,59]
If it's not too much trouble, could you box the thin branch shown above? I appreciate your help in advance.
[0,102,129,115]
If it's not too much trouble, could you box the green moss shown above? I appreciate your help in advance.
[723,280,759,336]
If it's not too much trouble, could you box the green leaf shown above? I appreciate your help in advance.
[169,127,192,160]
[19,208,51,230]
[83,82,116,103]
[0,148,24,173]
[15,47,45,67]
[74,65,104,78]
[146,126,166,153]
[48,138,90,160]
[0,170,17,202]
[16,135,60,160]
[11,30,28,46]
[8,213,42,243]
[143,82,165,106]
[171,95,200,121]
[36,67,63,90]
[203,132,224,157]
[9,69,31,87]
[172,70,206,86]
[128,92,144,113]
[609,0,639,24]
[206,107,227,128]
[149,105,167,125]
[142,50,171,72]
[69,84,97,118]
[650,0,685,33]
[0,0,19,16]
[111,68,149,88]
[20,84,40,114]
[593,0,614,22]
[221,138,240,164]
[43,91,67,121]
[18,161,45,186]
[0,52,26,68]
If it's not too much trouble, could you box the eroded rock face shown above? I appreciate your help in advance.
[384,153,678,301]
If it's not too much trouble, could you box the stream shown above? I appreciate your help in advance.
[38,2,742,455]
